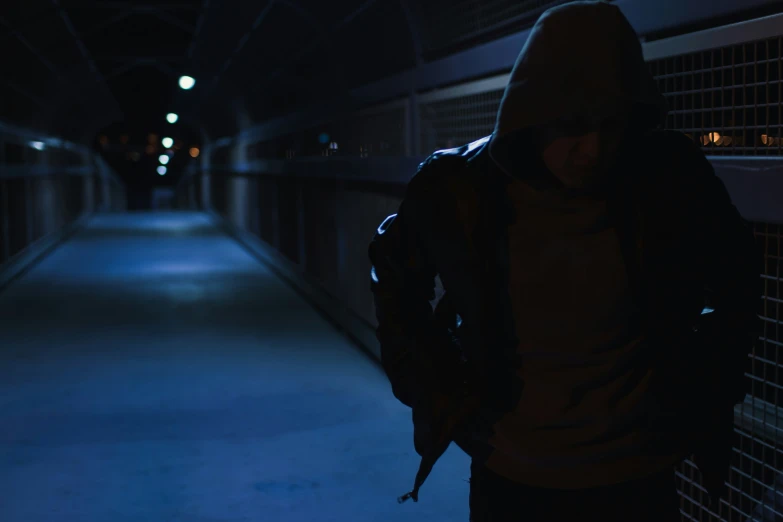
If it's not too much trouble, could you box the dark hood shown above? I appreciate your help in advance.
[488,0,668,174]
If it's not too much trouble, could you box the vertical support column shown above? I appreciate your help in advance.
[37,175,56,238]
[296,178,306,270]
[201,146,211,210]
[56,148,68,226]
[334,177,346,300]
[24,141,34,245]
[83,171,95,214]
[0,135,8,263]
[230,138,251,228]
[409,91,421,157]
[101,160,111,213]
[1,180,8,263]
[188,181,196,210]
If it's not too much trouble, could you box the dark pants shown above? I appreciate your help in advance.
[469,460,681,522]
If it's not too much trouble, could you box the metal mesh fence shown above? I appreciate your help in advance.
[419,89,504,153]
[645,32,783,522]
[250,106,406,160]
[648,36,783,156]
[674,223,783,522]
[332,106,407,157]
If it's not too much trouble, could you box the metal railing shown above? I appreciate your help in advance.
[0,122,126,271]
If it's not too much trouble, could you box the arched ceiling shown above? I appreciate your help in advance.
[0,0,418,144]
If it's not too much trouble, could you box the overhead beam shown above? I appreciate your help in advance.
[277,0,327,34]
[0,15,63,80]
[398,0,424,68]
[186,0,210,59]
[83,10,131,35]
[200,1,277,100]
[66,2,200,10]
[258,0,380,88]
[52,0,123,118]
[51,1,102,79]
[93,55,186,62]
[150,9,196,33]
[2,80,50,109]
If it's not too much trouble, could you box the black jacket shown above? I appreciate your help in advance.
[369,0,761,506]
[369,131,761,505]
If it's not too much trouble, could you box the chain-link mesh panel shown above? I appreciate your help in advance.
[647,31,783,522]
[419,89,504,153]
[251,105,406,159]
[649,36,782,156]
[418,0,575,60]
[332,107,407,157]
[672,223,781,522]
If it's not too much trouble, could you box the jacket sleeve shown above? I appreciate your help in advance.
[368,162,441,408]
[675,133,762,404]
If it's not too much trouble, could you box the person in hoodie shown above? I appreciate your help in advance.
[368,1,760,521]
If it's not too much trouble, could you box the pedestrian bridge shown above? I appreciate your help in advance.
[2,1,783,521]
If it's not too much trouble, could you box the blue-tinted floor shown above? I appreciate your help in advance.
[0,212,470,522]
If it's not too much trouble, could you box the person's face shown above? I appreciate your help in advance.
[534,105,632,190]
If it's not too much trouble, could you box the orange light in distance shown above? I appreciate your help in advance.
[189,147,200,158]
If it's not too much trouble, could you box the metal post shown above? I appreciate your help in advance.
[1,180,8,263]
[296,179,306,269]
[23,143,33,246]
[409,91,421,157]
[0,135,7,262]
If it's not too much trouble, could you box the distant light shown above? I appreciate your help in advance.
[130,152,140,161]
[99,135,109,146]
[329,141,338,150]
[166,113,179,124]
[120,134,129,144]
[148,133,158,144]
[179,76,196,90]
[145,144,155,155]
[157,166,167,176]
[162,137,174,149]
[159,154,170,165]
[30,141,45,151]
[189,147,200,158]
[318,132,330,145]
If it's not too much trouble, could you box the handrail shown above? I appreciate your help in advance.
[201,154,783,224]
[0,120,126,189]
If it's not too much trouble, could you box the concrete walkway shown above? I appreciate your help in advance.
[0,212,470,522]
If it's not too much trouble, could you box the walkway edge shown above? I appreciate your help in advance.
[207,210,384,366]
[0,212,93,293]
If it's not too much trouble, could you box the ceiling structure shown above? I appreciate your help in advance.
[6,0,775,148]
[0,0,418,145]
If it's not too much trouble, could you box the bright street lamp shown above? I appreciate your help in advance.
[178,76,195,90]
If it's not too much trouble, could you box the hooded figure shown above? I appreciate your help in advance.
[369,2,760,521]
